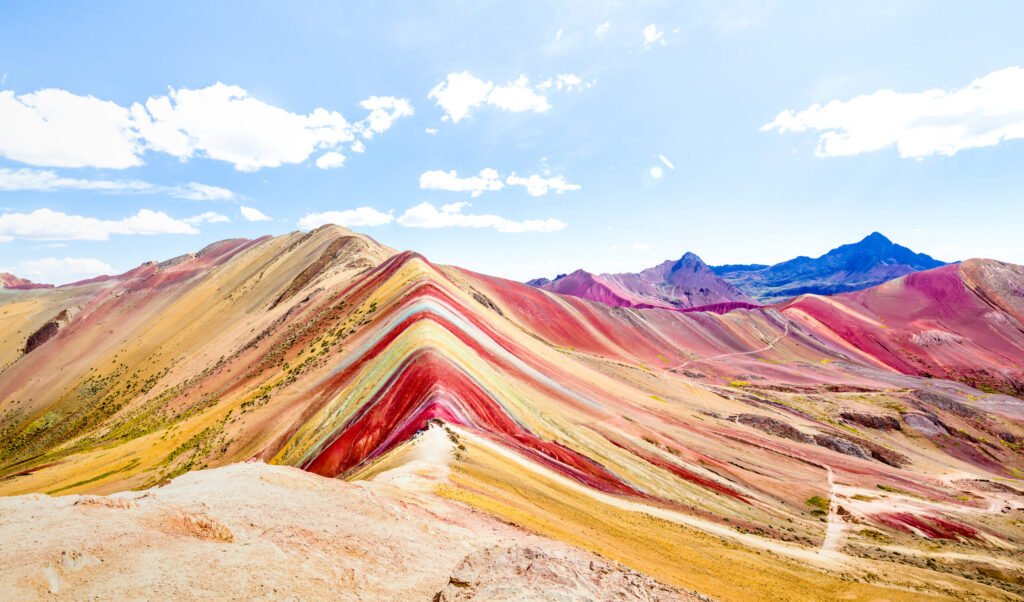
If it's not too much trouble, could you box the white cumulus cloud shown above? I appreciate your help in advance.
[429,71,587,123]
[357,96,414,138]
[761,66,1024,158]
[419,168,504,197]
[595,22,611,38]
[505,173,581,196]
[132,83,358,172]
[239,206,272,222]
[297,207,394,229]
[18,257,114,284]
[397,202,565,233]
[0,89,141,169]
[427,72,495,123]
[486,76,552,114]
[643,24,665,47]
[315,151,346,170]
[0,208,198,241]
[0,84,413,171]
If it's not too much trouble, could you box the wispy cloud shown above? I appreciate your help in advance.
[419,168,581,197]
[0,208,199,241]
[297,207,394,229]
[762,66,1024,158]
[0,168,237,201]
[397,202,565,233]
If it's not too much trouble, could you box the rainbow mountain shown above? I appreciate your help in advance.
[1,225,1023,600]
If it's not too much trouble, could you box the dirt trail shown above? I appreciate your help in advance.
[821,464,844,555]
[669,317,792,372]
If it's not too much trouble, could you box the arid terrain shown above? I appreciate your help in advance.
[1,225,1022,600]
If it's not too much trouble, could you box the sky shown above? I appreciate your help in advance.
[2,1,1024,284]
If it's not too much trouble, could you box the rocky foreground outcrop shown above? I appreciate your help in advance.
[0,462,692,601]
[435,545,704,602]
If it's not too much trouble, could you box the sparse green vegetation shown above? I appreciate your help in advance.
[806,495,830,516]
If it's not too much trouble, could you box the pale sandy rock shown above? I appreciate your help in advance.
[0,461,691,601]
[434,545,707,602]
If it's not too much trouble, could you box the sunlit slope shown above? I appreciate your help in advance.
[782,261,1024,396]
[0,226,395,492]
[1,228,1022,599]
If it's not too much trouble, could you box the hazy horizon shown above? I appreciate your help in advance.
[1,226,958,286]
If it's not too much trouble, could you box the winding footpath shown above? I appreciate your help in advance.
[668,317,792,373]
[821,465,844,555]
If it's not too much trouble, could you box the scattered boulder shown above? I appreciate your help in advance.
[912,330,963,347]
[997,431,1019,444]
[911,389,980,419]
[902,413,949,437]
[813,434,871,461]
[839,412,901,431]
[952,479,1024,497]
[23,309,73,355]
[735,414,813,444]
[813,433,908,467]
[471,291,504,317]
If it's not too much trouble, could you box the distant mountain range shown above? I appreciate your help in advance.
[531,252,756,311]
[530,232,947,307]
[713,232,947,303]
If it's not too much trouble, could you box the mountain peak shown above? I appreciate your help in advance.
[675,251,706,267]
[855,232,894,249]
[663,252,710,277]
[715,232,945,303]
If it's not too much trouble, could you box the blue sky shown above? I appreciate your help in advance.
[2,1,1024,284]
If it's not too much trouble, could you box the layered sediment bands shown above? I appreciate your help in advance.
[781,261,1024,395]
[1,229,1023,600]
